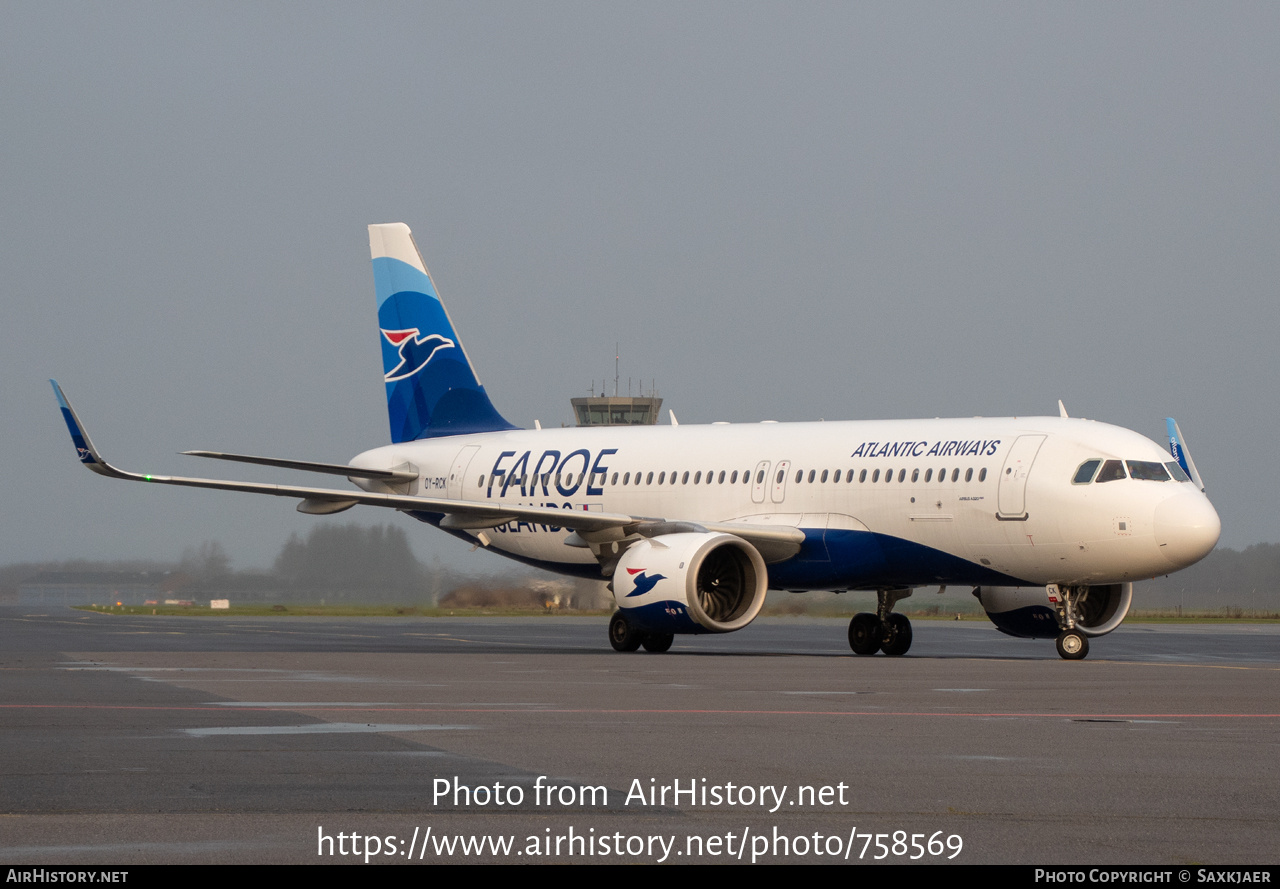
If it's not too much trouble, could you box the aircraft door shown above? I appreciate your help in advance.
[751,460,771,504]
[997,435,1046,519]
[770,460,791,504]
[447,445,481,499]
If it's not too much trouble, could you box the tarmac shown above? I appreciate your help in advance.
[2,607,1277,864]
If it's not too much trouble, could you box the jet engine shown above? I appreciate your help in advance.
[975,582,1133,639]
[611,532,768,636]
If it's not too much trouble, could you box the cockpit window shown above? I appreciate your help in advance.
[1095,460,1127,483]
[1165,461,1192,483]
[1127,461,1171,481]
[1072,460,1101,485]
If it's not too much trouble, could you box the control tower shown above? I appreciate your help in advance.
[572,353,662,426]
[571,393,662,426]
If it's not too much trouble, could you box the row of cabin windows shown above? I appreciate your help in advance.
[789,466,988,484]
[1072,459,1192,485]
[480,465,990,489]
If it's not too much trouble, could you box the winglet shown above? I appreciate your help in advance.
[51,381,115,476]
[1165,418,1205,491]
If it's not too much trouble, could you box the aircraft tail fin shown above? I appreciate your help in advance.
[369,223,517,442]
[1165,417,1205,491]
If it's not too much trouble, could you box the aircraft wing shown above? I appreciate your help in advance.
[52,382,804,558]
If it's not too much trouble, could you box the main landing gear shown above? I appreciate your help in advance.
[848,588,914,656]
[608,610,674,653]
[1049,584,1091,661]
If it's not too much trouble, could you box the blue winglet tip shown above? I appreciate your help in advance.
[51,380,97,464]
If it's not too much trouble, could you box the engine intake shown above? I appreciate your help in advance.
[612,532,768,635]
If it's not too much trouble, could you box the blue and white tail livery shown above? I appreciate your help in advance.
[53,223,1222,659]
[371,223,515,441]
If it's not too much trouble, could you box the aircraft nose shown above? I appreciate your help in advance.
[1154,492,1220,569]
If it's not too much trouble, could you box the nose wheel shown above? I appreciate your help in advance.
[1055,628,1089,660]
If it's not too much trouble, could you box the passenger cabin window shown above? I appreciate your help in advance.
[1095,460,1126,483]
[964,468,973,482]
[1072,460,1101,485]
[1127,461,1171,481]
[924,469,933,482]
[979,468,987,482]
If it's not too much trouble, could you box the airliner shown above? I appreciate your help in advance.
[53,223,1221,659]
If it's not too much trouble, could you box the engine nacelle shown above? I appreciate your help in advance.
[975,583,1133,639]
[612,532,768,635]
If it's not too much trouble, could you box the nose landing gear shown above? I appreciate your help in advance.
[1050,584,1091,660]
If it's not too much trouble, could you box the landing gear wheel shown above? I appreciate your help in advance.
[848,612,883,655]
[880,613,913,656]
[642,633,674,653]
[609,611,643,652]
[1056,629,1089,660]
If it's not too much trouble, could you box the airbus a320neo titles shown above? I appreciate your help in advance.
[53,223,1221,659]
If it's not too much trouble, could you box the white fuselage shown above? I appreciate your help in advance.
[350,415,1220,591]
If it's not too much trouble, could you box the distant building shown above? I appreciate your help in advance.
[17,571,168,607]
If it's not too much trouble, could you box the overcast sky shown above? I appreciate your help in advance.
[3,3,1276,573]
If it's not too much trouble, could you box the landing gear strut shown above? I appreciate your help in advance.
[847,588,914,656]
[1049,584,1091,660]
